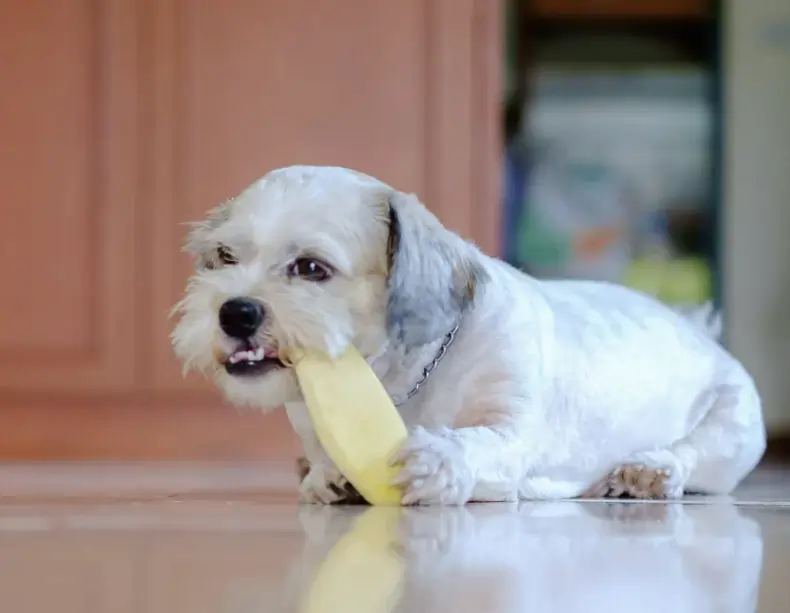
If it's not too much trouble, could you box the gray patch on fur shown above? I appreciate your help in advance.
[386,191,487,348]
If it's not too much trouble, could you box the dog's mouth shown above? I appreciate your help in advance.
[223,340,285,377]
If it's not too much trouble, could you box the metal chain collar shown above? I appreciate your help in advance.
[393,323,459,406]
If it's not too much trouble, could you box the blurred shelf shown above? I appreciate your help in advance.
[531,0,710,19]
[503,0,720,291]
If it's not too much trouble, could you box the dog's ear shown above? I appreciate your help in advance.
[385,191,487,348]
[182,199,234,261]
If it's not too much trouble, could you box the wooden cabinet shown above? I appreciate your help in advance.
[0,0,502,459]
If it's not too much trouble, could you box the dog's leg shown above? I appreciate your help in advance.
[589,368,766,500]
[673,367,766,496]
[286,402,365,504]
[394,425,525,505]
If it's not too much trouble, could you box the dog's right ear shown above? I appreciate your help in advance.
[182,199,234,260]
[385,191,487,349]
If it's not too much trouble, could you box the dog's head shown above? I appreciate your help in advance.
[171,165,485,409]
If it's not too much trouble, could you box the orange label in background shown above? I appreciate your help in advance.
[574,226,622,261]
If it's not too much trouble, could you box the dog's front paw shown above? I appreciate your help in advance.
[393,427,475,506]
[299,463,365,505]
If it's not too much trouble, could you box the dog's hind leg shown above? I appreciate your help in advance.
[676,368,766,495]
[594,367,766,499]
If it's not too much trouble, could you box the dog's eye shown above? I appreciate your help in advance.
[288,257,333,282]
[217,245,238,266]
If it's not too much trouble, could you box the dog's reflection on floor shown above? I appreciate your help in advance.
[288,502,763,613]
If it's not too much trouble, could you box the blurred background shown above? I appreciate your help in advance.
[0,0,788,462]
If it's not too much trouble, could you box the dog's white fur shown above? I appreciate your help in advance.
[172,165,766,505]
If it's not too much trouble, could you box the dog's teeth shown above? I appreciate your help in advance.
[228,348,266,364]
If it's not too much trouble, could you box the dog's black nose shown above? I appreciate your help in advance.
[218,297,264,339]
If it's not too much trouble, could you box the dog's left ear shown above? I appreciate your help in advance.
[385,191,487,348]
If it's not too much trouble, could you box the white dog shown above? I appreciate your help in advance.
[172,165,766,505]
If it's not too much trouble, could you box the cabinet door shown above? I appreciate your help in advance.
[0,0,138,393]
[147,0,502,394]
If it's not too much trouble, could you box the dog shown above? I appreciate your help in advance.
[171,165,766,504]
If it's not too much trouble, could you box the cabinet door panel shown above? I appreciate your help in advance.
[0,0,138,391]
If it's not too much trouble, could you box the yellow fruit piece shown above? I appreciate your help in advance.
[300,508,405,613]
[288,346,407,505]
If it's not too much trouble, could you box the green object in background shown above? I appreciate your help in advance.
[517,213,572,270]
[624,256,713,305]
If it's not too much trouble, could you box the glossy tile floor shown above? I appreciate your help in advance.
[0,463,789,613]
